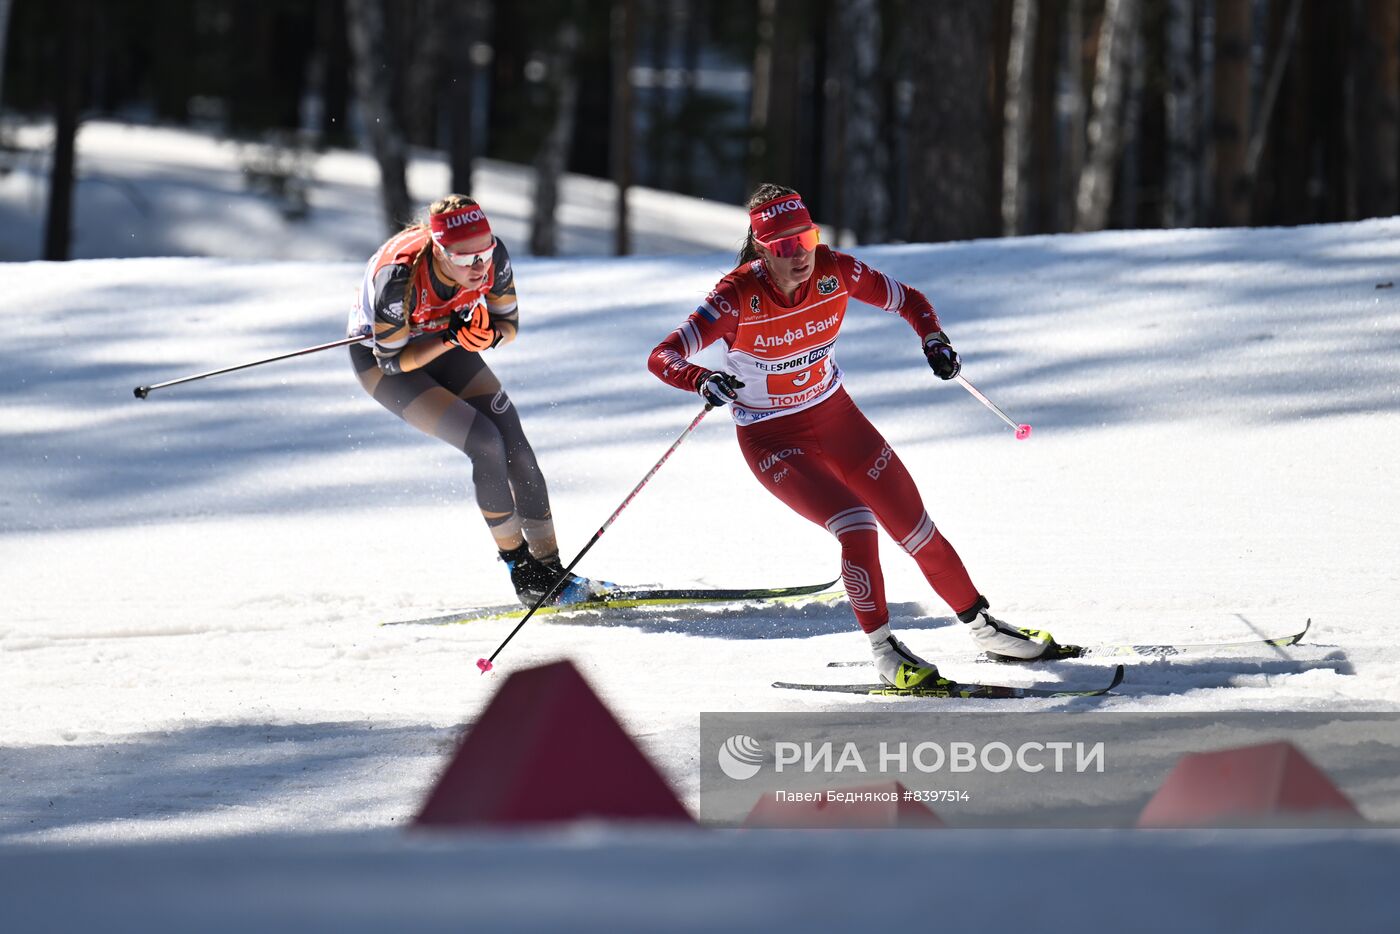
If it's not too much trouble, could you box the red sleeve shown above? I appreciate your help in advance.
[647,280,741,392]
[834,251,943,341]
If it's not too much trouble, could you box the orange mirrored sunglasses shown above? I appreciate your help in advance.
[757,227,820,258]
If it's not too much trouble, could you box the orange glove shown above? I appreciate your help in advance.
[442,304,499,351]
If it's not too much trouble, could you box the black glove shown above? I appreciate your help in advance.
[695,371,745,407]
[922,331,961,380]
[441,306,501,351]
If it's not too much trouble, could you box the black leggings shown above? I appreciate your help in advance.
[350,343,553,535]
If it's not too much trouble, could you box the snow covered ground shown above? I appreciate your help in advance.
[3,121,1400,930]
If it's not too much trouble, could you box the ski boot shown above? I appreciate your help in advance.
[499,544,613,607]
[958,596,1054,661]
[534,553,615,605]
[868,624,943,689]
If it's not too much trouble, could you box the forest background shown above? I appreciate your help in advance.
[7,0,1398,259]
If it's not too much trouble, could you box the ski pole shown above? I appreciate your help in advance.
[478,403,715,674]
[133,335,365,399]
[954,373,1032,440]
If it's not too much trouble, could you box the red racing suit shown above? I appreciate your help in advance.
[647,245,979,631]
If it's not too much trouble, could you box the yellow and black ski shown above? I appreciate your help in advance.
[384,579,841,626]
[773,665,1125,699]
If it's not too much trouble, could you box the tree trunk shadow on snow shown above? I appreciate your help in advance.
[7,222,1398,538]
[1103,649,1358,696]
[0,722,456,842]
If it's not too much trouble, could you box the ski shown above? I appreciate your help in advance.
[383,579,842,627]
[824,619,1313,667]
[773,664,1125,699]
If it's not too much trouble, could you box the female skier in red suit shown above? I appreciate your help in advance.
[648,184,1054,687]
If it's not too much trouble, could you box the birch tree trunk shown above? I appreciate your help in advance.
[1211,0,1251,226]
[1244,0,1302,191]
[1116,20,1146,228]
[1358,0,1400,215]
[748,0,801,192]
[317,0,353,148]
[749,0,776,193]
[842,0,888,243]
[611,0,636,255]
[642,0,669,189]
[1058,0,1086,230]
[346,0,413,235]
[446,0,494,196]
[1002,0,1038,236]
[906,0,998,242]
[1164,0,1197,227]
[531,14,581,256]
[405,0,444,147]
[0,0,14,120]
[672,0,702,193]
[44,0,82,260]
[1074,0,1139,231]
[1031,0,1060,232]
[824,3,847,240]
[1197,0,1217,219]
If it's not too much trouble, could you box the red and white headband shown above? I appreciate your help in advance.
[430,204,492,246]
[749,194,812,243]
